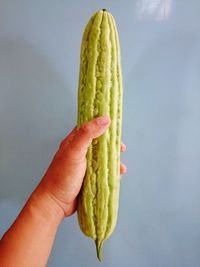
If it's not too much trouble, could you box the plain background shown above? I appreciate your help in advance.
[0,1,200,266]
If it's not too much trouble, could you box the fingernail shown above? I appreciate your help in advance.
[96,115,110,126]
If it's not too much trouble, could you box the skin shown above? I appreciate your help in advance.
[0,115,126,267]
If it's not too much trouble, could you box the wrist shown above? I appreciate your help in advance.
[29,182,65,226]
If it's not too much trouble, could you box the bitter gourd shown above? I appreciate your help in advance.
[77,9,123,261]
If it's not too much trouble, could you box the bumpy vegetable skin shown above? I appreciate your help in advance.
[77,9,123,261]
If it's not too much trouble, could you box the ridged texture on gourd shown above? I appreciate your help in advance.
[77,9,123,261]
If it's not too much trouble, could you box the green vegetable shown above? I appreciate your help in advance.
[77,9,123,261]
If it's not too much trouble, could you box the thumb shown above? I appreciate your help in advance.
[68,115,111,156]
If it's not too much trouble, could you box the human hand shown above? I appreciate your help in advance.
[40,115,127,217]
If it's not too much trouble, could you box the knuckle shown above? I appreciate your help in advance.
[79,124,90,136]
[53,149,64,162]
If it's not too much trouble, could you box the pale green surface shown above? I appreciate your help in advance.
[77,10,123,261]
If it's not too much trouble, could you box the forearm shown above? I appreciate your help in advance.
[0,116,116,266]
[0,183,64,267]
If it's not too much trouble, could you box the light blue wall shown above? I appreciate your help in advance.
[1,1,200,266]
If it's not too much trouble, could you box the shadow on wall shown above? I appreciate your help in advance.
[0,35,75,202]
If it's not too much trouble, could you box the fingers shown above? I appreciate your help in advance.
[120,162,127,175]
[120,142,126,152]
[59,127,78,149]
[59,117,127,175]
[69,115,111,152]
[120,143,127,176]
[60,121,126,155]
